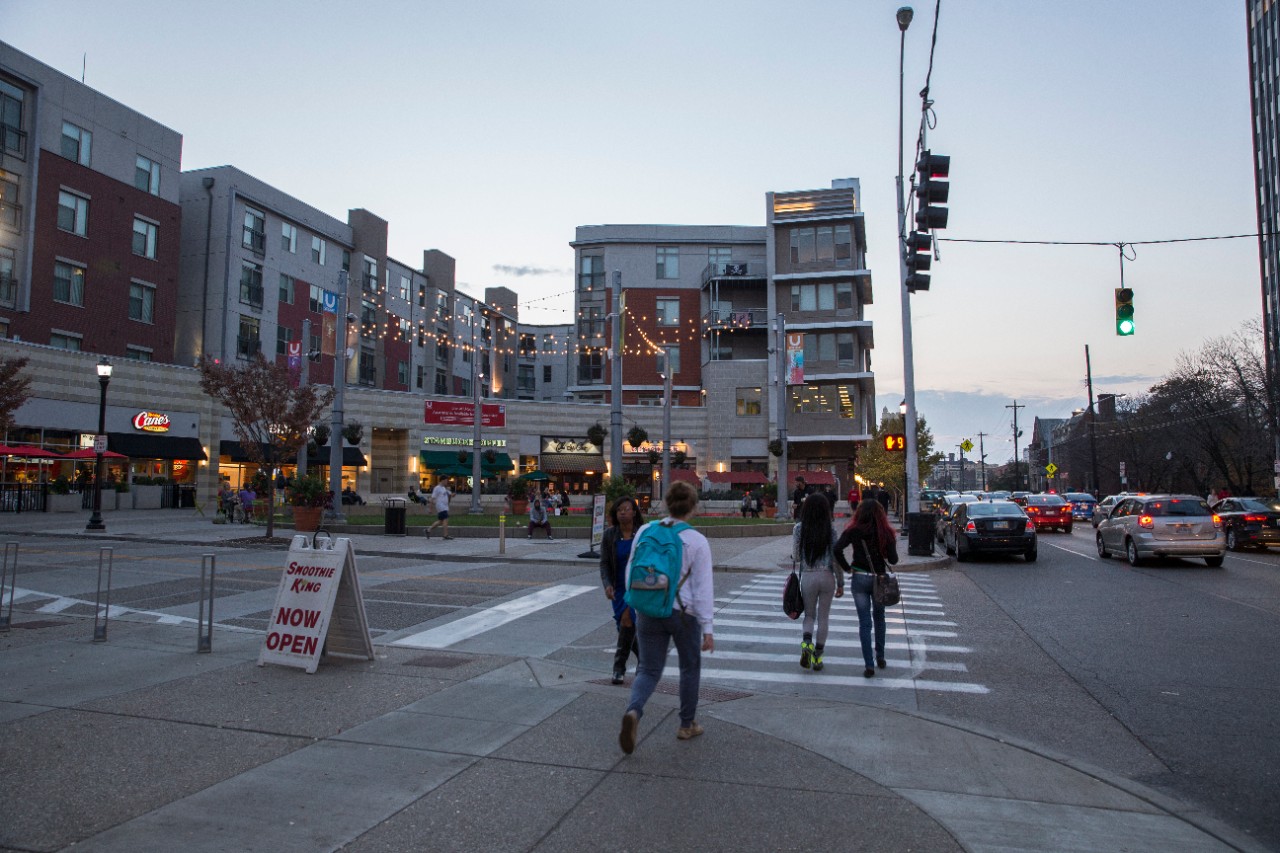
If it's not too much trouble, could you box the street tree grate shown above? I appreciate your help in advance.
[402,651,472,669]
[587,678,751,702]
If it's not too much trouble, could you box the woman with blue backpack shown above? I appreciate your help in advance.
[599,496,645,684]
[618,481,715,754]
[793,493,844,672]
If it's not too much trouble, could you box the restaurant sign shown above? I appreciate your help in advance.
[422,437,507,447]
[132,411,171,433]
[541,436,601,455]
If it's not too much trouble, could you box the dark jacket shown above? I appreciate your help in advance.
[834,524,900,574]
[598,525,639,591]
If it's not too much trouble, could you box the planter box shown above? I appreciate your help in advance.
[96,491,117,512]
[132,484,163,510]
[113,491,133,510]
[293,506,323,532]
[47,493,82,513]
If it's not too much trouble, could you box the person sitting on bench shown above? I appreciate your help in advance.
[527,493,554,540]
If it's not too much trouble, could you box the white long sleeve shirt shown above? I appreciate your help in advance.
[625,519,715,633]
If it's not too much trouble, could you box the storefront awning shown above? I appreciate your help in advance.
[706,471,768,485]
[667,469,701,485]
[539,452,606,474]
[109,432,207,461]
[219,440,366,467]
[420,450,513,473]
[790,470,836,486]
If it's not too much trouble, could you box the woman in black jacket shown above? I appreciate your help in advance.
[599,496,645,684]
[834,498,900,678]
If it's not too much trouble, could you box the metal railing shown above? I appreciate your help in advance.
[700,261,765,287]
[0,482,47,513]
[702,307,769,329]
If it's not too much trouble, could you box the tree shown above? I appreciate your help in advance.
[859,412,942,502]
[0,356,31,436]
[199,355,334,538]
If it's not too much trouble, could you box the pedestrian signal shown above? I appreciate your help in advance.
[883,433,906,452]
[1115,287,1135,336]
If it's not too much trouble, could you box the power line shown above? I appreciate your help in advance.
[938,231,1275,247]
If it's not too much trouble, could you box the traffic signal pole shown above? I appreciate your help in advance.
[896,8,921,517]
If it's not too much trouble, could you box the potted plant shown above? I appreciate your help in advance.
[289,474,332,532]
[627,425,648,450]
[586,422,607,447]
[508,477,529,514]
[671,449,687,469]
[646,449,661,467]
[47,476,81,513]
[132,475,165,509]
[768,438,784,457]
[761,482,779,518]
[343,420,363,446]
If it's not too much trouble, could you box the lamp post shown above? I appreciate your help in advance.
[470,307,483,515]
[899,400,908,529]
[86,357,112,531]
[895,6,922,519]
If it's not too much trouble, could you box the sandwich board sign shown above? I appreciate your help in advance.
[258,535,374,673]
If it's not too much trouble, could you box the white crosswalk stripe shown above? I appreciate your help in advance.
[675,571,988,694]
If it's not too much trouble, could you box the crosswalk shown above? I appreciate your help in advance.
[691,571,988,694]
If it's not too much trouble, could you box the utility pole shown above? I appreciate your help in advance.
[660,344,673,506]
[296,318,311,478]
[610,271,623,482]
[326,271,349,522]
[1007,400,1025,492]
[977,432,989,491]
[775,314,791,521]
[1085,345,1100,496]
[470,307,483,514]
[956,443,965,492]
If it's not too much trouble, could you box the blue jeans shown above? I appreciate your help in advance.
[849,572,886,668]
[626,610,702,726]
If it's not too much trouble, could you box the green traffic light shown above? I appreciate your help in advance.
[1114,287,1135,337]
[1117,318,1135,335]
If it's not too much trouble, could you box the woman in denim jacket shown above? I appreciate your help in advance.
[834,498,900,678]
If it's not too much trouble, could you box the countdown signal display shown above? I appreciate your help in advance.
[883,433,906,452]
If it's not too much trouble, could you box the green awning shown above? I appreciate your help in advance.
[420,450,513,475]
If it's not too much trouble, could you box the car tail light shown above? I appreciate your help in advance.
[1213,514,1223,528]
[1138,514,1154,528]
[965,521,976,532]
[1026,506,1038,514]
[1245,514,1266,523]
[1024,519,1035,533]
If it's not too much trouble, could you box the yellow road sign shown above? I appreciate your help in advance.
[960,439,973,453]
[1045,462,1058,475]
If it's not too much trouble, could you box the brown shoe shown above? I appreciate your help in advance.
[619,710,638,754]
[676,721,704,740]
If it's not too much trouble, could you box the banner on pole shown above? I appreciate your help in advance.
[786,333,805,385]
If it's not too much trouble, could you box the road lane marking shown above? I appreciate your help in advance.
[697,667,988,693]
[392,583,594,649]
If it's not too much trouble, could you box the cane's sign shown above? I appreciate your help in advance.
[132,411,171,433]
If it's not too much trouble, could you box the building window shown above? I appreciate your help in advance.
[281,222,297,253]
[834,225,852,260]
[708,247,732,273]
[49,332,82,351]
[125,346,152,362]
[360,299,377,334]
[279,273,294,304]
[0,176,19,234]
[0,248,15,304]
[435,369,448,395]
[309,284,325,313]
[276,324,293,356]
[1,82,25,159]
[237,316,261,358]
[637,393,663,406]
[243,208,265,252]
[415,364,424,389]
[580,306,605,341]
[129,281,155,323]
[656,297,680,327]
[357,349,376,385]
[578,347,604,383]
[60,121,91,165]
[538,363,551,385]
[736,387,762,416]
[518,333,536,357]
[362,258,377,294]
[52,261,85,306]
[579,254,604,291]
[57,191,88,236]
[398,275,410,301]
[659,346,680,377]
[135,156,160,195]
[789,228,816,264]
[791,383,854,418]
[837,332,855,362]
[397,360,409,386]
[311,236,326,265]
[132,217,158,259]
[341,249,351,272]
[417,284,426,307]
[240,263,264,308]
[309,331,320,354]
[836,281,854,309]
[517,363,535,392]
[656,247,679,279]
[436,339,450,363]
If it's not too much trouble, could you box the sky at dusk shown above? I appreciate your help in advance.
[3,1,1262,463]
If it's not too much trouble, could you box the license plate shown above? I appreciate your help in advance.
[1172,523,1190,531]
[992,521,1009,529]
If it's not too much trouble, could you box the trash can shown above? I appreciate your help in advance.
[383,497,407,536]
[906,511,937,557]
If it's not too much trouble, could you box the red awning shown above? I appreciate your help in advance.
[667,469,701,485]
[790,470,836,486]
[706,471,768,485]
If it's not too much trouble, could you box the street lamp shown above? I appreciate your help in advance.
[895,6,922,519]
[86,357,112,531]
[899,400,908,527]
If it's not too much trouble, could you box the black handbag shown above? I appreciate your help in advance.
[782,565,804,620]
[861,540,901,607]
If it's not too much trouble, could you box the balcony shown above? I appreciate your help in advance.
[703,308,769,330]
[700,261,766,288]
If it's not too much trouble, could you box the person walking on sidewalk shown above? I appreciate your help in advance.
[527,491,554,539]
[834,498,899,678]
[793,493,843,672]
[618,481,715,754]
[425,479,454,540]
[599,496,645,684]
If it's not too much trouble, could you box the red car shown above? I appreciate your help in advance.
[1023,494,1073,533]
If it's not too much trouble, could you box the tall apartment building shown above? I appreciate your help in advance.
[0,41,183,361]
[515,322,574,401]
[569,179,876,489]
[1247,0,1280,466]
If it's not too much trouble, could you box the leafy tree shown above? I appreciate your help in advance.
[199,355,334,538]
[859,412,942,502]
[0,356,31,436]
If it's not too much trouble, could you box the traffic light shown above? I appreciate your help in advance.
[1114,287,1134,336]
[914,151,950,232]
[904,230,932,293]
[883,433,906,452]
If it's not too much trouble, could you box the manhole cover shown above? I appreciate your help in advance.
[402,652,471,669]
[586,678,751,702]
[5,620,64,630]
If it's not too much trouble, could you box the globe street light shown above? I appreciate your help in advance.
[86,357,112,531]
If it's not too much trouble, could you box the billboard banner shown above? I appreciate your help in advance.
[423,400,507,427]
[786,333,805,385]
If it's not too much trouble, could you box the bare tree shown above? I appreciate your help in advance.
[199,355,334,537]
[0,355,31,437]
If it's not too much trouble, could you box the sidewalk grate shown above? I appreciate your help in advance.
[402,651,473,669]
[587,678,751,702]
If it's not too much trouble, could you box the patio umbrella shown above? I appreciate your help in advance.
[0,444,16,456]
[519,470,551,481]
[6,445,64,458]
[61,448,128,459]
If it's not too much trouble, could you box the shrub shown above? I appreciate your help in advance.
[586,422,607,446]
[508,478,529,499]
[50,476,71,495]
[288,474,332,508]
[627,425,648,449]
[604,476,635,508]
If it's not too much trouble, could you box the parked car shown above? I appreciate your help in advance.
[1009,491,1032,506]
[935,493,981,542]
[1023,493,1073,533]
[1210,496,1280,551]
[1063,492,1098,521]
[921,489,948,512]
[944,500,1037,562]
[1095,494,1225,567]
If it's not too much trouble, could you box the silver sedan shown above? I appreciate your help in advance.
[1095,494,1226,567]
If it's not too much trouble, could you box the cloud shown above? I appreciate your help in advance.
[492,264,571,277]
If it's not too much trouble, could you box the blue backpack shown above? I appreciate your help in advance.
[626,520,692,618]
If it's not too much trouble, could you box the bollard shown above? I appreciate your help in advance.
[0,542,17,632]
[92,546,114,642]
[196,553,216,653]
[499,515,506,555]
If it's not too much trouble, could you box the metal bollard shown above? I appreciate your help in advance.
[499,515,506,555]
[0,542,18,632]
[92,546,114,643]
[196,553,216,653]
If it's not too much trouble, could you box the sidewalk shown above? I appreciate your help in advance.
[0,510,1261,852]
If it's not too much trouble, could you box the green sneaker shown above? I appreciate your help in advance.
[812,653,824,672]
[800,641,813,669]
